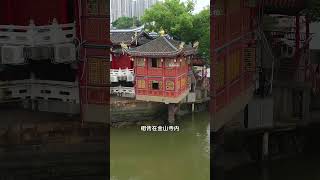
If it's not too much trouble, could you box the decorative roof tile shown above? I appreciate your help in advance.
[125,36,197,57]
[110,31,153,46]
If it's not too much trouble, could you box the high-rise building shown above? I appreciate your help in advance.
[111,0,160,23]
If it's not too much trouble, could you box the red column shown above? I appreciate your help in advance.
[77,0,110,124]
[60,0,68,23]
[6,0,13,24]
[210,0,217,115]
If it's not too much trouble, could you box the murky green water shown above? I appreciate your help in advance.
[110,112,210,180]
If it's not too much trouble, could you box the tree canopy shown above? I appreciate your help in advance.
[192,8,210,61]
[298,0,320,22]
[112,16,142,29]
[141,0,210,62]
[306,0,320,22]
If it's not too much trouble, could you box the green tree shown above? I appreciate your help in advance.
[142,0,195,42]
[112,16,142,29]
[192,8,210,62]
[141,0,210,63]
[300,0,320,22]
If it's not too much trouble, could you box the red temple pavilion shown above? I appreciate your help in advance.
[125,35,198,123]
[110,27,153,97]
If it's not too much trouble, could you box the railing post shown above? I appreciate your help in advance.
[27,19,36,46]
[51,18,61,44]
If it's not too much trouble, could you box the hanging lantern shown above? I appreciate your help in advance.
[161,58,164,62]
[174,58,177,63]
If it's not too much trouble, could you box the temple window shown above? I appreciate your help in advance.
[152,81,159,90]
[137,80,146,89]
[136,58,145,67]
[166,80,175,91]
[151,58,161,68]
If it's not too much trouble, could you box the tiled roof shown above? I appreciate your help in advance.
[110,31,153,45]
[125,36,197,57]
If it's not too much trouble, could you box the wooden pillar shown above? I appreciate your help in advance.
[210,0,217,128]
[60,0,69,23]
[305,15,310,81]
[262,131,269,161]
[295,15,300,64]
[306,15,310,48]
[192,103,195,112]
[302,88,311,125]
[168,104,176,124]
[286,88,289,118]
[6,0,13,24]
[78,0,110,124]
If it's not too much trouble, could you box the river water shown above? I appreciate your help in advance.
[110,112,210,180]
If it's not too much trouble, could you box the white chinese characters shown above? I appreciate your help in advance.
[140,126,180,132]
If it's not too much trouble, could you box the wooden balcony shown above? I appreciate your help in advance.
[164,68,176,77]
[136,67,147,76]
[148,68,163,76]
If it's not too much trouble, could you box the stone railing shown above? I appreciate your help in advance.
[110,68,134,82]
[110,86,135,98]
[0,19,75,46]
[0,80,79,103]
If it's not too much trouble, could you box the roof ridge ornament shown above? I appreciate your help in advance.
[193,41,199,48]
[159,27,165,36]
[179,42,185,50]
[120,42,128,50]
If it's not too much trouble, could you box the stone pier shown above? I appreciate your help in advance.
[168,104,179,124]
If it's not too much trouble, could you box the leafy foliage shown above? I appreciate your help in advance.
[112,16,142,29]
[302,0,320,22]
[142,0,194,40]
[141,0,210,63]
[192,8,210,62]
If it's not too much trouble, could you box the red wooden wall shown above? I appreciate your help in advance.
[111,54,133,69]
[76,0,110,123]
[0,0,70,25]
[135,57,189,98]
[211,0,259,113]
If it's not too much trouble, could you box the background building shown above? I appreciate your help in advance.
[111,0,160,23]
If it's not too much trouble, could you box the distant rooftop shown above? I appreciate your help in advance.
[110,25,145,33]
[110,25,154,45]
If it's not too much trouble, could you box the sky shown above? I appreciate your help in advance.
[181,0,210,14]
[159,0,210,14]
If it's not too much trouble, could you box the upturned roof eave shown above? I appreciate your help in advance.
[125,49,196,58]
